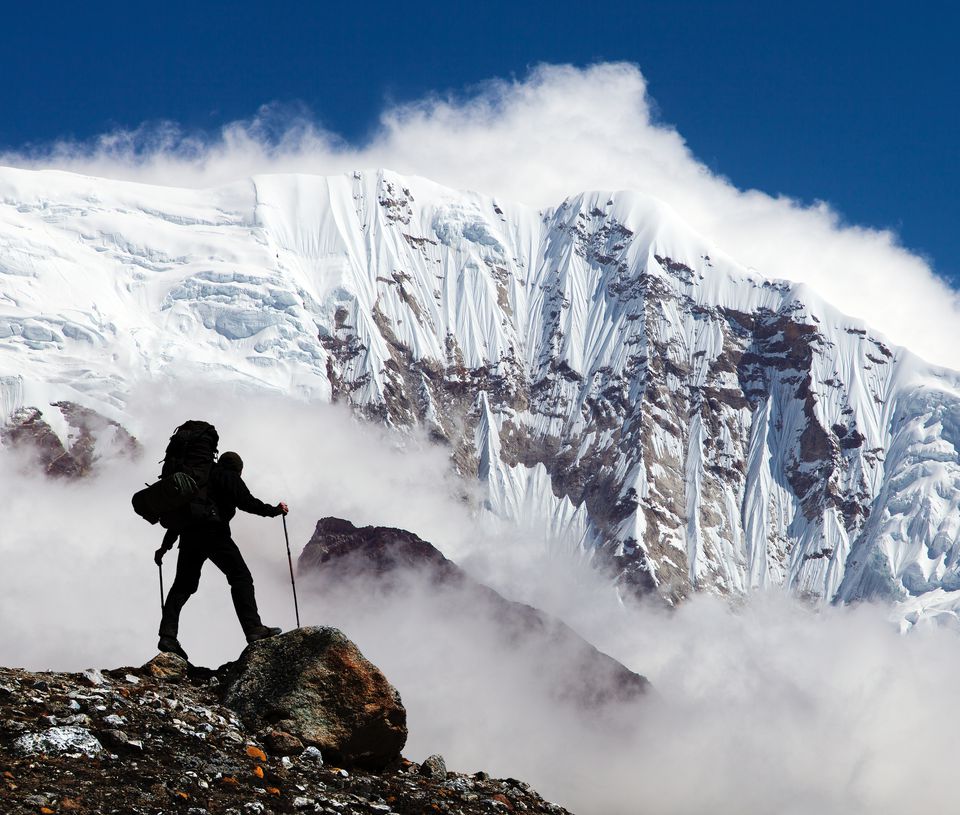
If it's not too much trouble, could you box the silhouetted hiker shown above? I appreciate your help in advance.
[155,451,289,661]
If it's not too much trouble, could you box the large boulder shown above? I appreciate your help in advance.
[219,627,406,769]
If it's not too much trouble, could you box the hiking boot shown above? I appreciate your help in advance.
[157,636,189,661]
[246,625,282,644]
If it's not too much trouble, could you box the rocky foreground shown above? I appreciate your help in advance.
[0,628,571,815]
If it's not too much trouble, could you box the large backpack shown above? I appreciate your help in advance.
[132,420,220,531]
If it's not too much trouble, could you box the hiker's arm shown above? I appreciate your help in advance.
[155,529,178,565]
[233,475,284,517]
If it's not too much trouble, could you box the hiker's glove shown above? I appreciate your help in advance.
[154,547,167,566]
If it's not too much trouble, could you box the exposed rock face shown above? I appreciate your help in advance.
[1,401,141,477]
[219,626,407,769]
[299,517,650,708]
[0,663,571,815]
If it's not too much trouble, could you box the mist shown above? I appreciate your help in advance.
[2,384,959,814]
[3,62,960,371]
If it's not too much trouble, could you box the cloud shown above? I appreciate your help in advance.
[4,384,960,814]
[3,62,959,369]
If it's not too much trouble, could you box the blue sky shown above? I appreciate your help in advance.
[3,0,957,286]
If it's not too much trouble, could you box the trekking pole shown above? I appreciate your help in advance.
[282,514,301,628]
[158,563,165,613]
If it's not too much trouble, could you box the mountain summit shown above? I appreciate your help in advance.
[2,167,958,612]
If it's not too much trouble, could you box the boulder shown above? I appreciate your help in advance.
[263,728,304,756]
[219,627,406,769]
[420,753,447,780]
[14,726,103,757]
[141,651,189,681]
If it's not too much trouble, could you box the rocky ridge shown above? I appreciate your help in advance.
[0,629,571,815]
[298,517,650,708]
[1,401,141,477]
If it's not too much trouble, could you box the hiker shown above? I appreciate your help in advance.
[154,450,289,660]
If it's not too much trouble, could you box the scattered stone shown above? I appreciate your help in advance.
[245,744,267,762]
[300,745,324,764]
[444,776,474,793]
[489,792,514,809]
[14,726,103,757]
[82,668,108,686]
[264,728,305,756]
[420,754,447,780]
[142,651,189,681]
[220,627,407,769]
[98,728,143,752]
[64,712,92,727]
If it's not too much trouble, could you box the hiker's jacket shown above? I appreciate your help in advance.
[207,463,283,526]
[160,464,281,551]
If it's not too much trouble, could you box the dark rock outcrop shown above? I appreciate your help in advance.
[299,517,651,707]
[298,516,463,587]
[1,401,141,477]
[219,626,407,770]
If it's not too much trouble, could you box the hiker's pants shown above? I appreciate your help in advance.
[158,523,263,637]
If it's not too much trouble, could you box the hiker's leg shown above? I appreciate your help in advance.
[159,539,206,638]
[208,535,263,634]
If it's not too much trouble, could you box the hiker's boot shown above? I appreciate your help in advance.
[246,625,282,644]
[157,636,189,662]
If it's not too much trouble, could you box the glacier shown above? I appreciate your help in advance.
[1,165,959,618]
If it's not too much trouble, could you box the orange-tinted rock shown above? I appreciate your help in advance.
[141,652,188,681]
[220,627,407,769]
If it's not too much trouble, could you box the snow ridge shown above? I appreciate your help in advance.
[2,166,959,614]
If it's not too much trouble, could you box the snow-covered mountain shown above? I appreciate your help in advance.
[2,166,959,613]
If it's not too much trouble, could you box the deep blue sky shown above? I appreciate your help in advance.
[3,1,957,285]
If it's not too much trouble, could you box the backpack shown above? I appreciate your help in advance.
[132,420,221,531]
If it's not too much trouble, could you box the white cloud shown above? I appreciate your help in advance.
[3,62,958,368]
